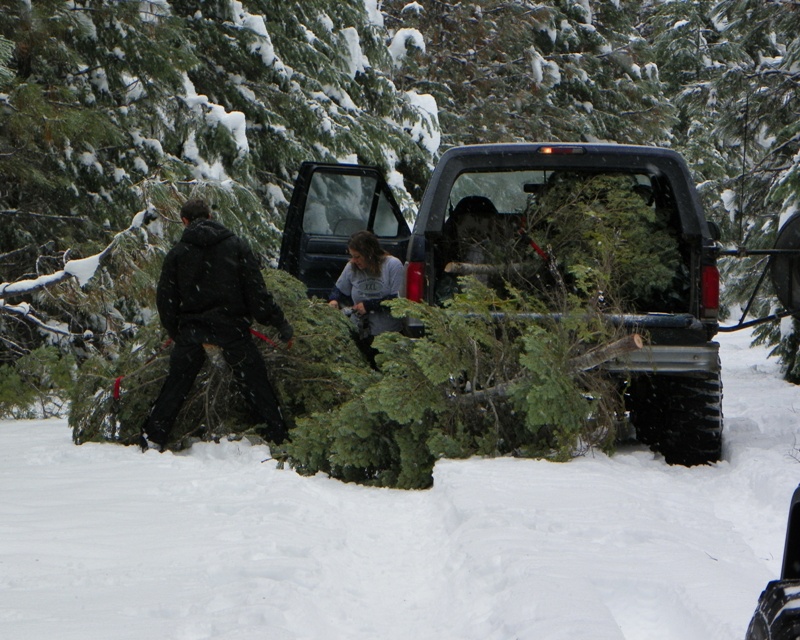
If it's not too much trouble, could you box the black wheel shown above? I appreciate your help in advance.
[626,370,723,466]
[746,579,800,640]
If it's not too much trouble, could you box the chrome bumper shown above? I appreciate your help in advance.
[604,342,720,374]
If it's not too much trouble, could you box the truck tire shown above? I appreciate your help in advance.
[745,579,800,640]
[627,371,723,466]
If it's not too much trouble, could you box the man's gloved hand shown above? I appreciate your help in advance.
[278,321,294,344]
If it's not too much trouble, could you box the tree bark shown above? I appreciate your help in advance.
[568,333,644,372]
[445,261,527,275]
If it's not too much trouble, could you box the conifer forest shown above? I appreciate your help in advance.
[1,1,799,487]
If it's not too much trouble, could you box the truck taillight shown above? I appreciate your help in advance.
[701,265,720,318]
[405,261,424,302]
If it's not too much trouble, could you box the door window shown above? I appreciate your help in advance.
[373,192,401,237]
[302,171,401,237]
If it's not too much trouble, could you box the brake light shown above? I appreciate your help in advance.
[538,145,586,155]
[701,265,720,318]
[405,261,424,302]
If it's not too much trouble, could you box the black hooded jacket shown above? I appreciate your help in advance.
[156,219,288,339]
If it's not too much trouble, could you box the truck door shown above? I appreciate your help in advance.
[279,162,411,299]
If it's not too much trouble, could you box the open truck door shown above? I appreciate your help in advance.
[279,162,411,299]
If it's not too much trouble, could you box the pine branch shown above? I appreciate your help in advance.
[453,334,643,405]
[0,208,150,299]
[0,209,88,222]
[0,241,56,263]
[445,261,529,274]
[0,300,87,339]
[0,208,154,341]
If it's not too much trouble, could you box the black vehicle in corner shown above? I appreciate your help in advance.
[746,484,800,639]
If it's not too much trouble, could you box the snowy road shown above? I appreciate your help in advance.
[2,329,800,639]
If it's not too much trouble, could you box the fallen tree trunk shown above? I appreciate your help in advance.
[568,333,644,372]
[444,261,528,275]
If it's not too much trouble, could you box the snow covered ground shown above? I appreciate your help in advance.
[2,328,799,640]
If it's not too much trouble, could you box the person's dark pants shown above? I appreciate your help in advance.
[144,327,287,447]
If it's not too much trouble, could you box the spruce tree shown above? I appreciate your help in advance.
[701,1,800,377]
[0,0,435,409]
[642,0,736,224]
[382,0,676,147]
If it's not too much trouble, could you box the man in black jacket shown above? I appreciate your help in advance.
[142,198,293,451]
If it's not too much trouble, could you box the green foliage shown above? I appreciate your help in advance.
[384,0,676,148]
[512,326,589,458]
[526,173,684,310]
[286,275,625,489]
[70,268,625,489]
[0,345,74,418]
[696,1,800,375]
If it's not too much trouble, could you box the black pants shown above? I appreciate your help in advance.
[145,326,287,447]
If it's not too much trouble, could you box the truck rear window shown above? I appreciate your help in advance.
[438,169,687,313]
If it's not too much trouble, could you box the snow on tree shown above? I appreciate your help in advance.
[0,0,436,399]
[660,1,800,379]
[2,0,800,480]
[381,0,675,147]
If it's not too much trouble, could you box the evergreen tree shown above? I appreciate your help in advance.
[642,0,736,226]
[383,0,676,147]
[641,1,800,380]
[701,1,800,377]
[0,0,435,410]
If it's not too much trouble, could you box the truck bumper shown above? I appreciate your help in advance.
[607,314,720,375]
[604,342,720,375]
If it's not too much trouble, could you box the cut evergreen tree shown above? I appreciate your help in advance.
[70,268,631,489]
[70,269,374,448]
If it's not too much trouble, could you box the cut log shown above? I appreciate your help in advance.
[568,333,644,372]
[444,262,530,275]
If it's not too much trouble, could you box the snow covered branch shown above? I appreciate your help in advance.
[0,208,153,339]
[0,208,151,300]
[0,209,88,223]
[0,300,88,339]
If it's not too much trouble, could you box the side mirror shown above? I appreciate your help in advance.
[707,220,721,242]
[771,212,800,317]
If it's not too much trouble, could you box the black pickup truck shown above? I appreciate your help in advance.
[278,142,799,467]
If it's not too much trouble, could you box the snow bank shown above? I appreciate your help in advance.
[1,331,798,639]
